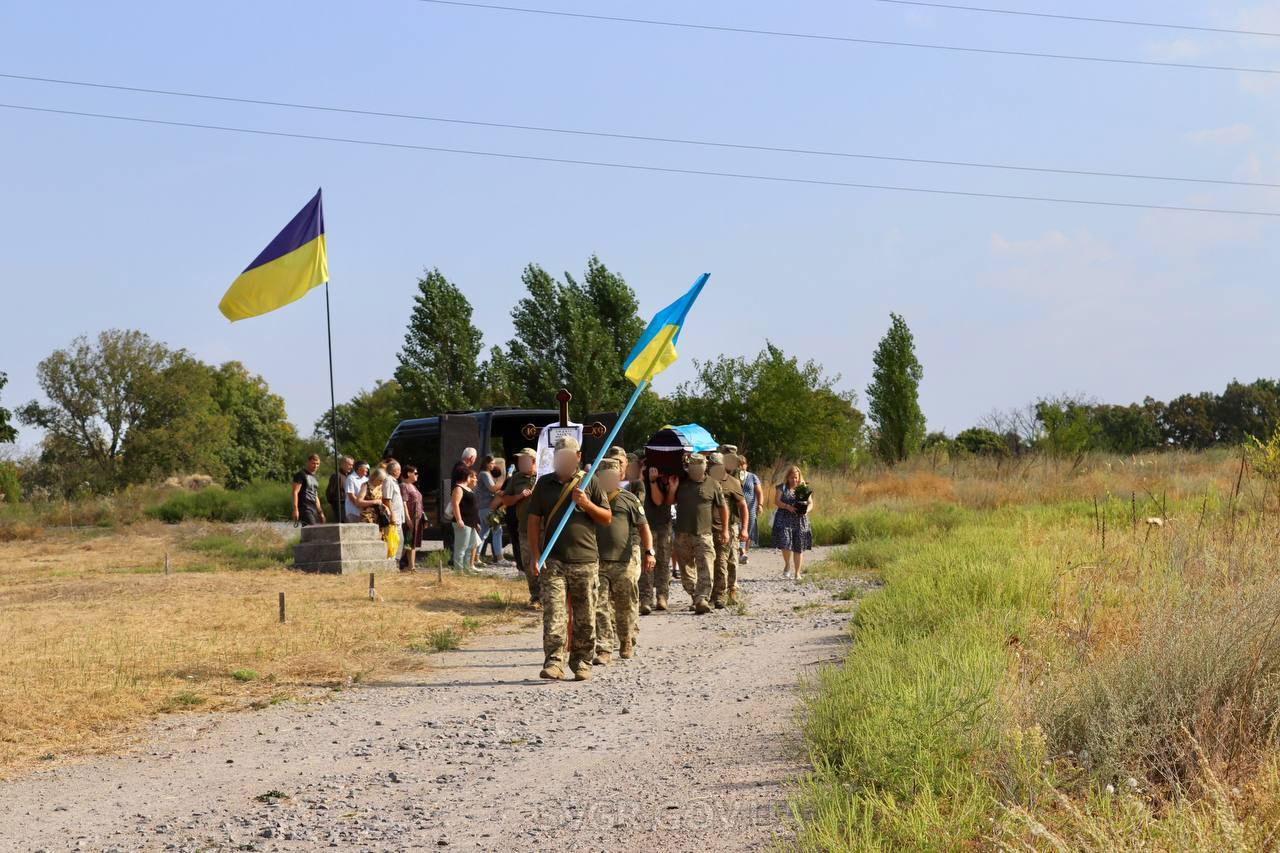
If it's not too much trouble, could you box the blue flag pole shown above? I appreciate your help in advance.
[536,376,650,569]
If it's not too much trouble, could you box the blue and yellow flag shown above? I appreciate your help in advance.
[622,272,709,385]
[219,189,328,322]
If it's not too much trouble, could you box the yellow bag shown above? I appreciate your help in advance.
[384,525,401,558]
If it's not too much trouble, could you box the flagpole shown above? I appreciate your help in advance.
[324,281,339,480]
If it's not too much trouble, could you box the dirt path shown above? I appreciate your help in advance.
[1,546,853,852]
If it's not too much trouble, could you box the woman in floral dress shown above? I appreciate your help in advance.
[771,465,813,579]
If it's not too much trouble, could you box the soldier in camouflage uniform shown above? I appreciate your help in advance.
[527,436,612,681]
[710,448,750,608]
[591,455,655,664]
[668,453,727,615]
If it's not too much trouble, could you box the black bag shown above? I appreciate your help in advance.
[372,502,392,528]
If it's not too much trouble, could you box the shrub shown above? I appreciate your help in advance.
[146,481,290,523]
[0,461,20,504]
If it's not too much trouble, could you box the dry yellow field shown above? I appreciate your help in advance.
[0,521,532,778]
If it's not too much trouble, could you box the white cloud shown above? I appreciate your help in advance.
[1188,123,1257,145]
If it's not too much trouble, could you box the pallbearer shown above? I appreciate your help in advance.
[591,453,654,664]
[640,454,675,615]
[527,436,612,681]
[710,448,750,608]
[669,453,726,615]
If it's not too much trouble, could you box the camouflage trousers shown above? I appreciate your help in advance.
[540,558,597,670]
[518,533,539,602]
[595,552,640,655]
[674,531,714,606]
[712,522,740,606]
[639,524,673,607]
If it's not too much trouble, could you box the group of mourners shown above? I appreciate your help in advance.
[290,439,815,683]
[503,437,814,682]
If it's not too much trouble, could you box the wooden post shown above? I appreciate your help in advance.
[1131,492,1137,535]
[278,592,286,623]
[369,572,376,600]
[164,552,171,576]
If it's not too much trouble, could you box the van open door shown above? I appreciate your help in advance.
[438,413,483,526]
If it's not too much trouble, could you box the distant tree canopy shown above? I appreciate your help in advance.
[954,379,1280,457]
[0,372,16,445]
[19,330,300,495]
[669,342,864,470]
[395,268,487,418]
[314,379,404,467]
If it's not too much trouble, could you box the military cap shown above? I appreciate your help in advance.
[554,435,581,452]
[717,444,739,456]
[687,452,707,465]
[515,447,538,460]
[706,451,724,466]
[626,451,640,462]
[596,457,621,472]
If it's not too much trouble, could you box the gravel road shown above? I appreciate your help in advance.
[0,546,856,852]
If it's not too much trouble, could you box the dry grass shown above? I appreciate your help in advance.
[0,521,531,778]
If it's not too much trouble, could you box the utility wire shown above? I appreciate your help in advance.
[3,102,1278,218]
[415,0,1280,75]
[3,71,1274,190]
[875,1,1280,39]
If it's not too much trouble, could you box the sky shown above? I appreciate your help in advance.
[4,1,1280,452]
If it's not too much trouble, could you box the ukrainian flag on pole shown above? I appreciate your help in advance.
[622,272,710,385]
[219,189,328,321]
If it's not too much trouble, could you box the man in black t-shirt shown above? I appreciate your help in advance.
[291,454,325,527]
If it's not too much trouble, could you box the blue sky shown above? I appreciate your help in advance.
[4,1,1280,451]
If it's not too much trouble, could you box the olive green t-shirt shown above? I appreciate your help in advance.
[596,489,646,562]
[718,475,745,531]
[527,472,609,564]
[503,471,538,525]
[674,476,724,536]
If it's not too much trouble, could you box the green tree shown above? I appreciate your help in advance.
[1216,379,1280,445]
[0,372,16,444]
[395,268,486,418]
[19,330,177,490]
[670,342,864,468]
[210,362,299,488]
[1092,403,1162,453]
[119,355,233,484]
[866,313,926,463]
[498,257,660,442]
[1160,392,1218,449]
[315,379,404,466]
[955,427,1010,456]
[1034,396,1100,458]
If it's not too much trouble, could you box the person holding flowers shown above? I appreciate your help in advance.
[772,464,814,579]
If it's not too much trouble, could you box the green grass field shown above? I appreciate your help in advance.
[787,453,1280,850]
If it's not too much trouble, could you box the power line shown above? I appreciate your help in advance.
[3,101,1278,218]
[416,0,1280,75]
[874,1,1280,39]
[4,71,1275,190]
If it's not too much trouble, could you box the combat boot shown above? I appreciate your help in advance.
[592,651,612,666]
[619,640,634,659]
[639,601,652,616]
[573,662,592,681]
[713,599,726,609]
[655,595,668,611]
[539,664,565,680]
[694,599,712,615]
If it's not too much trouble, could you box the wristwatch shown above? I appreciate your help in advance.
[644,548,656,557]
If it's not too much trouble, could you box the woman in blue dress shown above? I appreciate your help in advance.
[772,465,813,579]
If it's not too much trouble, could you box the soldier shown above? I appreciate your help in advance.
[591,455,655,665]
[710,448,750,608]
[640,455,675,615]
[624,452,645,499]
[527,436,612,681]
[497,447,540,608]
[668,452,727,615]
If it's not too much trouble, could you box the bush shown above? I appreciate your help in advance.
[146,481,290,523]
[0,461,19,504]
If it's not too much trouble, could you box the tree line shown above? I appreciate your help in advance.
[320,257,867,469]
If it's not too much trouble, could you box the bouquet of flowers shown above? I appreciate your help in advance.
[793,484,813,516]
